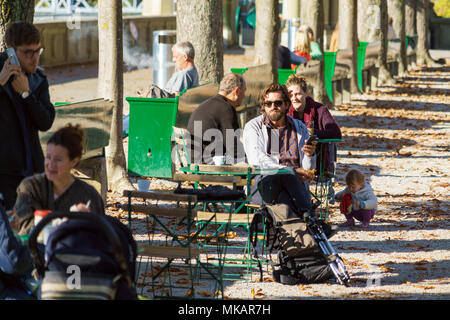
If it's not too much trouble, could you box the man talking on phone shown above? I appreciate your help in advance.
[0,22,55,210]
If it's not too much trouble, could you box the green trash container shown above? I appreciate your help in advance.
[357,41,369,91]
[278,68,295,85]
[406,35,417,49]
[126,96,179,178]
[231,67,248,75]
[324,51,337,102]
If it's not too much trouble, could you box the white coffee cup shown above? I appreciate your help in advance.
[213,155,225,166]
[137,179,151,191]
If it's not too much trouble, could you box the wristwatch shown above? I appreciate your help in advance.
[21,91,30,99]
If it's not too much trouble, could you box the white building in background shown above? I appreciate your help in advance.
[34,0,144,20]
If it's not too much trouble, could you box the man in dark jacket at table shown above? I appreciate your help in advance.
[187,73,246,164]
[0,22,55,210]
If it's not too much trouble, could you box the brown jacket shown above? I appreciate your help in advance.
[12,173,104,235]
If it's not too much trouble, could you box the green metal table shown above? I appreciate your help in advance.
[178,164,291,203]
[177,164,291,281]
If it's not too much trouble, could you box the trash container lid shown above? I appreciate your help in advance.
[153,30,176,45]
[153,30,176,36]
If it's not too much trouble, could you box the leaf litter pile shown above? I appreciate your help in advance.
[106,66,450,300]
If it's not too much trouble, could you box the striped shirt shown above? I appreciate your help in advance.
[262,113,300,168]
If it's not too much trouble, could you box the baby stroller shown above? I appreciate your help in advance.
[250,201,350,286]
[28,211,138,300]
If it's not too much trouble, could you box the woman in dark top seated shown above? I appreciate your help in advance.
[11,123,105,236]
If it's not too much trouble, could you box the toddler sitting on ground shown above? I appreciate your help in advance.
[335,169,377,228]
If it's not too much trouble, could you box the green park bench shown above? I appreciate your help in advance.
[39,98,114,202]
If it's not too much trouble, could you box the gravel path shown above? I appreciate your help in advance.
[220,65,450,300]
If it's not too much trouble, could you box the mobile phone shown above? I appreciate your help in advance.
[306,135,317,145]
[6,47,20,66]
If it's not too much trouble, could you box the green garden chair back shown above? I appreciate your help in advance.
[324,51,338,102]
[357,42,369,91]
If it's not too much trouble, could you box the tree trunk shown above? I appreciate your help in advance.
[176,0,223,84]
[302,0,332,108]
[358,0,381,42]
[254,0,279,84]
[416,0,438,66]
[0,0,35,50]
[405,0,417,36]
[98,0,133,193]
[377,0,395,86]
[339,0,360,94]
[389,0,407,76]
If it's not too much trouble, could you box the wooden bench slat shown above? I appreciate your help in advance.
[138,245,200,259]
[173,173,241,183]
[122,204,195,218]
[173,173,253,187]
[196,211,254,224]
[189,164,255,174]
[123,190,197,202]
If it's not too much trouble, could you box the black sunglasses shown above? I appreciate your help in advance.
[262,100,284,108]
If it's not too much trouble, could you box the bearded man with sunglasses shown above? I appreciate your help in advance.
[0,22,55,210]
[243,83,317,216]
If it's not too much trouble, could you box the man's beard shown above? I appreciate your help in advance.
[267,109,285,122]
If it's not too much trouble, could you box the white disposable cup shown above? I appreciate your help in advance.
[137,179,151,191]
[34,210,52,244]
[213,156,225,166]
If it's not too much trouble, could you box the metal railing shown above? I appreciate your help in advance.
[34,0,143,17]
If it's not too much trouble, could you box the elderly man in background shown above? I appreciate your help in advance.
[123,42,199,137]
[187,73,246,164]
[140,41,199,98]
[163,41,199,95]
[285,74,341,140]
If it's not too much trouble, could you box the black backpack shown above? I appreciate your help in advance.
[28,211,138,300]
[250,204,334,285]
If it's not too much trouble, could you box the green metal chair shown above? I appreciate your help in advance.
[124,190,224,299]
[310,139,342,220]
[174,162,261,282]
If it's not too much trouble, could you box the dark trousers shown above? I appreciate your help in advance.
[258,173,312,215]
[0,175,24,210]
